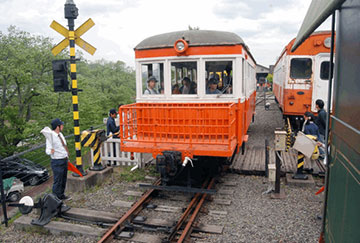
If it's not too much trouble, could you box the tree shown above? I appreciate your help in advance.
[0,26,56,156]
[0,26,136,157]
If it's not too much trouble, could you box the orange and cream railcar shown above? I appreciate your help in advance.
[273,31,334,129]
[119,30,256,185]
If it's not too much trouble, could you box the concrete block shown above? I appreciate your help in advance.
[286,173,315,187]
[66,166,113,193]
[95,166,114,182]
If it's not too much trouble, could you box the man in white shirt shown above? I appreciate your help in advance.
[45,118,71,201]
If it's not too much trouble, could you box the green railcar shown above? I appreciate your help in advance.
[292,1,360,242]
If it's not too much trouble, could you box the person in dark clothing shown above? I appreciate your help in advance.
[303,111,320,139]
[315,99,327,143]
[106,108,119,137]
[106,108,120,165]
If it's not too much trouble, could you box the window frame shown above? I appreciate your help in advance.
[170,59,199,96]
[289,57,313,79]
[203,58,235,97]
[140,61,165,97]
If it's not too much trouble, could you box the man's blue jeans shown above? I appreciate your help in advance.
[51,158,68,199]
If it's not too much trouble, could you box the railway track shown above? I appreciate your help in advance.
[98,177,216,243]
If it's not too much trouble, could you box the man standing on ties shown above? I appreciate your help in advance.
[45,118,71,201]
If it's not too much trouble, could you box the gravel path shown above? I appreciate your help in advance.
[0,91,324,243]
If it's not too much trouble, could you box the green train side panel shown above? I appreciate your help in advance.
[325,138,360,243]
[324,1,360,243]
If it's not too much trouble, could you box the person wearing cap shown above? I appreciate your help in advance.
[206,78,221,94]
[144,76,159,95]
[45,118,71,201]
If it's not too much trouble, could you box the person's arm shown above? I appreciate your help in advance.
[320,111,327,128]
[45,134,54,155]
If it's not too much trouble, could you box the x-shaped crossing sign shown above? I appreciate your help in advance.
[50,18,96,56]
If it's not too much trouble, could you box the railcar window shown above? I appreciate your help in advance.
[320,61,330,80]
[171,61,197,95]
[205,61,233,95]
[142,63,164,95]
[290,58,312,79]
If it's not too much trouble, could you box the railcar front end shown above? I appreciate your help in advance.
[273,31,334,130]
[119,30,256,185]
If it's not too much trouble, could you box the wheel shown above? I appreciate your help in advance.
[28,176,40,186]
[7,192,21,202]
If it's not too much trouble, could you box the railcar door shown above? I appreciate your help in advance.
[312,53,333,112]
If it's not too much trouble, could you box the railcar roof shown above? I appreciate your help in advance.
[135,30,245,50]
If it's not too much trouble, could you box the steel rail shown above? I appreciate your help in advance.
[177,178,215,242]
[165,179,210,242]
[98,179,161,243]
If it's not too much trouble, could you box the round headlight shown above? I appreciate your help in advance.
[324,37,331,48]
[176,42,185,51]
[174,39,188,54]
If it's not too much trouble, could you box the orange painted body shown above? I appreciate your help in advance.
[273,31,334,117]
[273,83,313,115]
[119,99,255,159]
[135,45,243,59]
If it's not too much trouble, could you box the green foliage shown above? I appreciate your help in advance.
[266,73,273,83]
[0,26,136,157]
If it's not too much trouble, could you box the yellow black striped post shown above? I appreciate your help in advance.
[292,151,308,180]
[285,118,292,152]
[65,1,86,176]
[81,130,106,171]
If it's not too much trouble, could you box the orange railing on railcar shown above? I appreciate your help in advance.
[119,103,238,158]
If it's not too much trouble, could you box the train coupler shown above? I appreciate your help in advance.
[156,151,182,185]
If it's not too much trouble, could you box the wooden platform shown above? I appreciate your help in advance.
[229,146,326,176]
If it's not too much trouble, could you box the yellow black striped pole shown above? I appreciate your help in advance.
[292,151,308,180]
[65,1,86,176]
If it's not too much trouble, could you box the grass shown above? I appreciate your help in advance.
[113,165,158,182]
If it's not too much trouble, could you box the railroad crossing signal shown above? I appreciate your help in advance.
[50,18,96,56]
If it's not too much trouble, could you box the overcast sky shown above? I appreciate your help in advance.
[0,0,331,68]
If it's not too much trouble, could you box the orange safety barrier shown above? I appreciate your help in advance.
[119,103,238,159]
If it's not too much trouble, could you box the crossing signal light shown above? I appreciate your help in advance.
[52,60,70,92]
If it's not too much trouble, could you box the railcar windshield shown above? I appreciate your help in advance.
[290,58,312,79]
[171,61,197,95]
[205,61,233,95]
[142,63,164,95]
